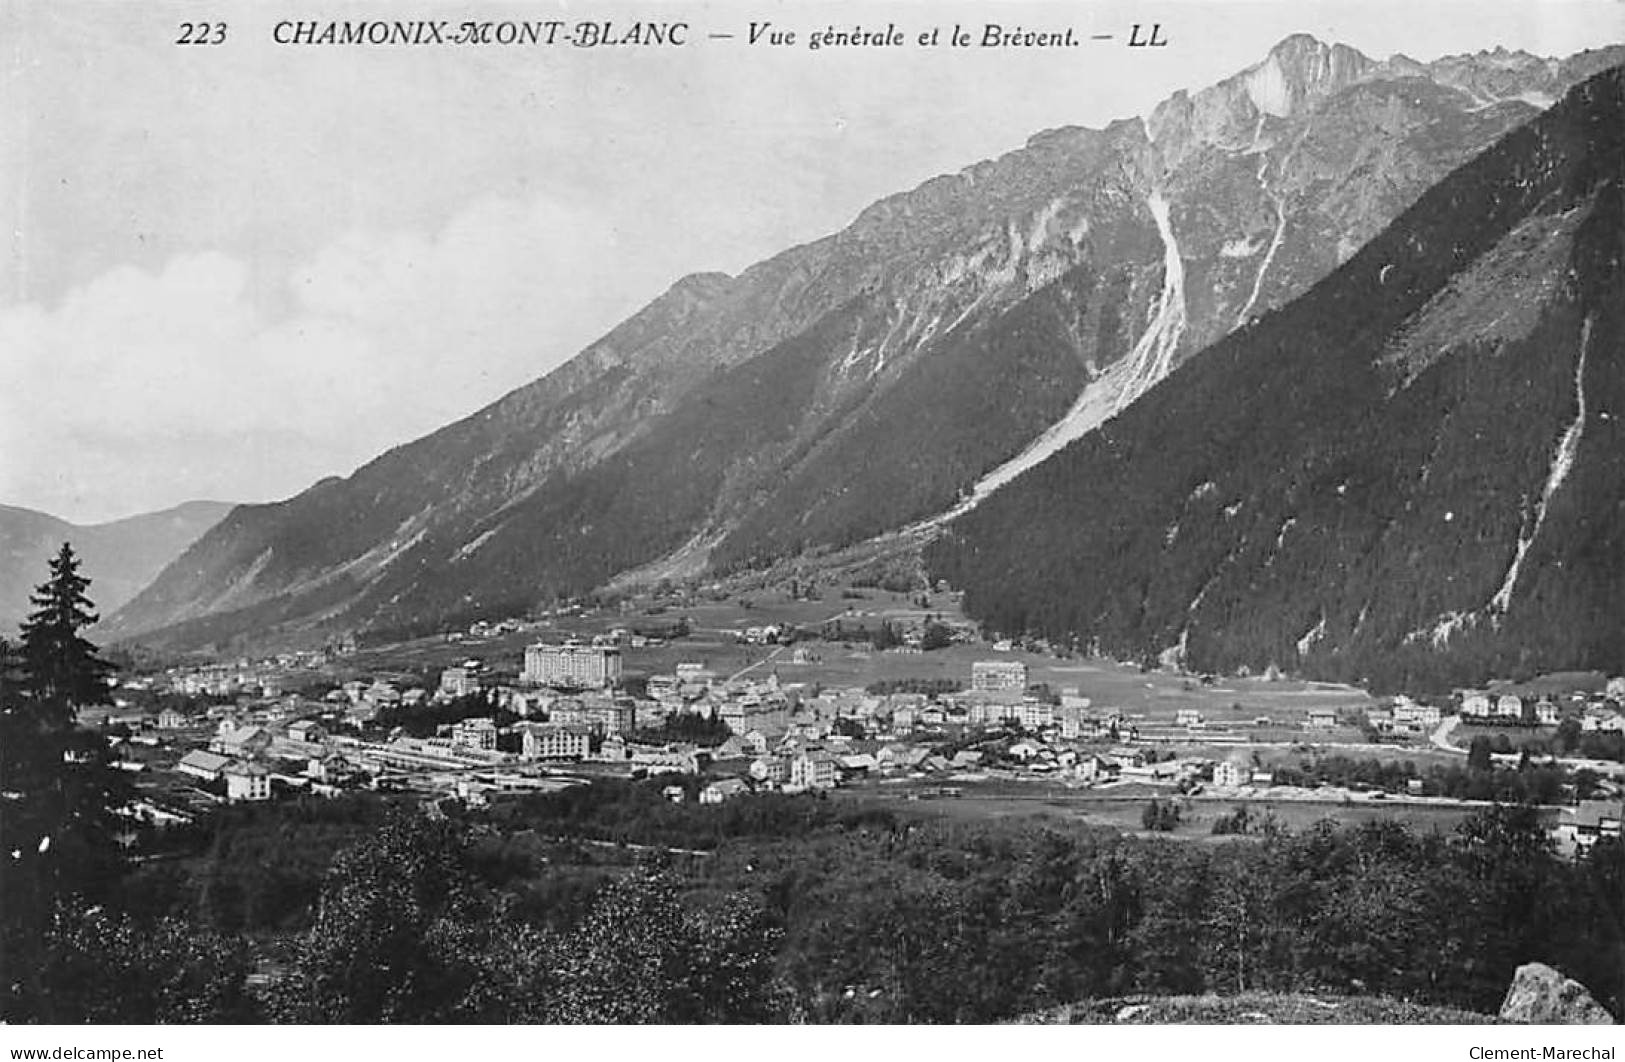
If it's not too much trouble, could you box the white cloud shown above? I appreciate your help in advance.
[0,193,632,523]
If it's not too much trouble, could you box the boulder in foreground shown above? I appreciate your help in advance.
[1499,963,1616,1025]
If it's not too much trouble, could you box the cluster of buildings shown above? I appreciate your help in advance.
[88,630,1625,832]
[1365,697,1444,733]
[1458,682,1625,731]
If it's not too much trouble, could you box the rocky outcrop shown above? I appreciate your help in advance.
[1499,963,1616,1025]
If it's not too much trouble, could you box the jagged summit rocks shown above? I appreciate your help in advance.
[1499,963,1616,1025]
[105,40,1624,659]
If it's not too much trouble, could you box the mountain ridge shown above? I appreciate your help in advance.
[104,37,1625,658]
[0,501,233,634]
[925,63,1625,692]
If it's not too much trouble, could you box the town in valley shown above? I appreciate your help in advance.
[97,582,1625,855]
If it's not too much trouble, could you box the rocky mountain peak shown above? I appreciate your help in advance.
[1245,34,1374,117]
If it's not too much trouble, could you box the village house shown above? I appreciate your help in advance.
[1007,740,1043,762]
[222,761,271,802]
[1068,754,1114,783]
[1581,707,1625,733]
[788,749,839,790]
[1392,699,1441,729]
[1306,708,1338,730]
[549,695,636,736]
[156,707,189,730]
[365,680,402,707]
[176,749,232,783]
[632,744,706,775]
[285,719,328,744]
[452,717,499,751]
[1213,753,1251,789]
[303,753,348,784]
[1495,694,1524,719]
[1176,708,1205,729]
[438,667,478,698]
[749,755,789,787]
[211,725,273,760]
[700,778,750,805]
[1461,692,1492,717]
[1121,758,1181,783]
[838,752,879,776]
[1534,698,1561,726]
[1552,800,1623,858]
[1107,746,1148,769]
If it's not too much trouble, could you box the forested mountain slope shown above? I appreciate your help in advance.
[927,65,1625,692]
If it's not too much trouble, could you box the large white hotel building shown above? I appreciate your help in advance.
[522,642,623,690]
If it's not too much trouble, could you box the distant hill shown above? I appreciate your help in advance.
[926,65,1625,693]
[103,38,1624,654]
[0,501,233,634]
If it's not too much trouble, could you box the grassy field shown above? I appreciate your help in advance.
[841,779,1503,837]
[1451,723,1562,751]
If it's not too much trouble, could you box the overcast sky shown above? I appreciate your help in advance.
[2,0,1620,523]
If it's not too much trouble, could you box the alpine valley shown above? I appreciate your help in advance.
[105,38,1625,691]
[0,501,231,636]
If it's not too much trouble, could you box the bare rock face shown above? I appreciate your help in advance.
[1499,963,1616,1025]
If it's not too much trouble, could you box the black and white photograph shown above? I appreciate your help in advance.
[1,0,1622,1043]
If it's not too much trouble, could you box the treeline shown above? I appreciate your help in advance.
[373,690,512,738]
[1266,753,1600,806]
[21,781,1625,1024]
[632,712,731,747]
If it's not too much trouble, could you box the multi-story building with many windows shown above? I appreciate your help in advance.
[523,643,622,690]
[520,723,592,761]
[971,660,1027,692]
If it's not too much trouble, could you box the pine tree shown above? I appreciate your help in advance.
[19,542,111,722]
[2,544,127,1022]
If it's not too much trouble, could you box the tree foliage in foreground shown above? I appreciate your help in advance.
[1,544,129,1022]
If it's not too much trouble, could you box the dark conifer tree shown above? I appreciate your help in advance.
[2,544,128,1022]
[19,543,111,720]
